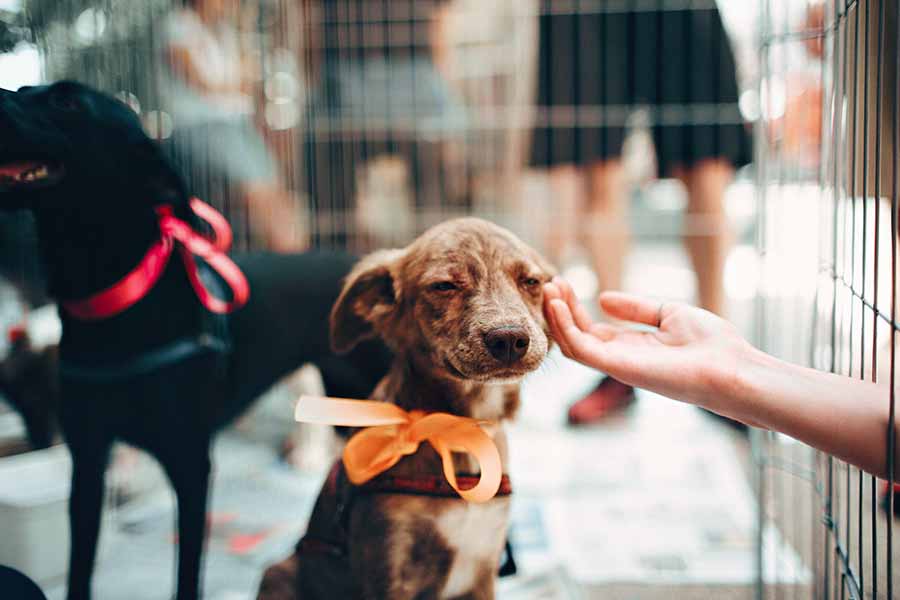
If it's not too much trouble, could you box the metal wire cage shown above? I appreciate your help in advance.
[7,0,762,254]
[753,0,898,598]
[9,0,536,254]
[12,0,893,596]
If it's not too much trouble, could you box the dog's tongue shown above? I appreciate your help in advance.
[0,161,43,177]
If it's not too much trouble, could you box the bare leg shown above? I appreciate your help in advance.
[673,158,733,316]
[241,182,309,252]
[545,165,582,267]
[583,159,628,292]
[567,158,633,426]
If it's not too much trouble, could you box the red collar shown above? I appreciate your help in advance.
[61,198,249,320]
[322,460,513,500]
[358,472,513,498]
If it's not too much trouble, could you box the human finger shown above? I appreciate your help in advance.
[551,276,595,332]
[548,299,608,368]
[546,298,576,358]
[598,291,668,327]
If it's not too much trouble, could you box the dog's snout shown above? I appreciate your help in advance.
[484,327,530,364]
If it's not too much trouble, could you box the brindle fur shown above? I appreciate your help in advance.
[259,218,555,600]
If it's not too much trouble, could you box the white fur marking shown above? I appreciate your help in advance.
[438,501,508,598]
[471,384,507,421]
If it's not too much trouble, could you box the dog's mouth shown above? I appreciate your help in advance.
[443,356,534,383]
[0,160,65,191]
[443,358,468,380]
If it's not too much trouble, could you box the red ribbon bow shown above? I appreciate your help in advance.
[62,198,249,320]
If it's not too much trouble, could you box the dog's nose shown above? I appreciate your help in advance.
[484,327,530,364]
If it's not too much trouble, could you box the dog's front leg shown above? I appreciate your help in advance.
[66,441,112,600]
[160,444,211,600]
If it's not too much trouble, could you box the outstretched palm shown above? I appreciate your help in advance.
[542,278,751,409]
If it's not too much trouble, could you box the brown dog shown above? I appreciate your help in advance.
[259,218,554,599]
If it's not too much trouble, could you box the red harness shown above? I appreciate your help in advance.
[61,198,249,320]
[295,461,513,561]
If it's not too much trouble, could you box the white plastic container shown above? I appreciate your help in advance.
[0,445,71,584]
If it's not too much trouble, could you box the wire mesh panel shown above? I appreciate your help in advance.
[755,0,898,598]
[0,0,797,595]
[2,0,763,253]
[15,0,537,252]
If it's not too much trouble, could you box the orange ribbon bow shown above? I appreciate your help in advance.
[294,395,502,503]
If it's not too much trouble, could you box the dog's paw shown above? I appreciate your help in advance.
[257,555,300,600]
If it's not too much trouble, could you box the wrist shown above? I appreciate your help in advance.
[706,340,778,428]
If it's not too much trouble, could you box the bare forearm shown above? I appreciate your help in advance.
[730,346,898,479]
[167,47,244,95]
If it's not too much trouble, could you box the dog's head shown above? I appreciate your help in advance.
[331,218,555,383]
[0,81,184,211]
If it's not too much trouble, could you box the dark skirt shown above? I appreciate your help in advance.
[529,3,753,176]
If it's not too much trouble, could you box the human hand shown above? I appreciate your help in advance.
[261,211,309,253]
[241,181,310,252]
[543,277,754,412]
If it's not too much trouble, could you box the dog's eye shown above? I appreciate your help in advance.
[430,281,458,292]
[522,277,541,287]
[50,95,80,111]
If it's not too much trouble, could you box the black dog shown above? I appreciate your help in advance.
[0,81,390,600]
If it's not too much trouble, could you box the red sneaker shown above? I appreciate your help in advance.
[880,481,900,516]
[567,377,636,425]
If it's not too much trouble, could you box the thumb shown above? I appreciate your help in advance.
[598,292,664,327]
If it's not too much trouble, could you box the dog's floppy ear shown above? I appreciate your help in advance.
[330,249,404,354]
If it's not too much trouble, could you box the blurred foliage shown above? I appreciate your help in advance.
[24,0,109,37]
[19,0,172,94]
[24,0,167,33]
[0,8,32,52]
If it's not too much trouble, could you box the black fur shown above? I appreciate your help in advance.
[0,331,58,450]
[0,82,390,600]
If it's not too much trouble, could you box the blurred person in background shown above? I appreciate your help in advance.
[529,1,753,425]
[159,0,307,251]
[302,0,467,249]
